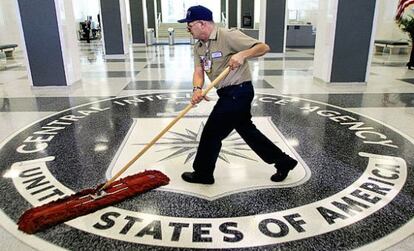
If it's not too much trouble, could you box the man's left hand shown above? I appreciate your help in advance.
[191,89,210,105]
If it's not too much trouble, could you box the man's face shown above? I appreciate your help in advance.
[187,20,203,38]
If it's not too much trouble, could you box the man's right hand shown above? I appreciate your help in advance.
[191,89,210,105]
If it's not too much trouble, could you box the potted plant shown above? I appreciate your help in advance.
[397,15,414,69]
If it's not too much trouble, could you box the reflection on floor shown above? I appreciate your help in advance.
[0,40,413,250]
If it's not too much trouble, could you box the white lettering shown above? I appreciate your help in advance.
[317,110,341,117]
[16,143,48,153]
[329,115,356,122]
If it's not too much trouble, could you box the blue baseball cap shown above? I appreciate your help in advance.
[177,5,213,23]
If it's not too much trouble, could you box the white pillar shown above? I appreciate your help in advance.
[55,0,81,85]
[120,0,129,52]
[100,0,129,58]
[16,0,81,86]
[313,0,338,83]
[313,0,378,84]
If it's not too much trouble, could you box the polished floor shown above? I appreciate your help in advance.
[0,40,413,250]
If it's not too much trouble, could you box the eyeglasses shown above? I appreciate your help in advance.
[187,21,202,32]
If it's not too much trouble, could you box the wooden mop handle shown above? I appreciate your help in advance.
[100,66,231,190]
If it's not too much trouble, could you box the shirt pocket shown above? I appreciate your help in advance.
[211,55,228,69]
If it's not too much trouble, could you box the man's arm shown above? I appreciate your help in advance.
[228,42,270,70]
[192,64,204,89]
[191,64,209,105]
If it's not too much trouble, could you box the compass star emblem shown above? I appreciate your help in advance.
[110,117,307,199]
[136,122,257,164]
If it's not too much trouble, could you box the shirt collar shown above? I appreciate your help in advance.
[208,25,218,40]
[199,25,218,47]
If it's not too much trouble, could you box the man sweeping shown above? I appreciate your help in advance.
[178,5,298,185]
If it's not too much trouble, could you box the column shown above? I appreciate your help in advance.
[221,0,226,25]
[313,0,377,83]
[100,0,129,57]
[228,0,238,28]
[16,0,81,87]
[0,1,21,47]
[146,0,156,36]
[130,0,145,44]
[156,0,162,22]
[259,0,286,53]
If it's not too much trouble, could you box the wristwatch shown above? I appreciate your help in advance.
[193,86,202,92]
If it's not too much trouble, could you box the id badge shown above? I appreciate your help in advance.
[203,59,212,73]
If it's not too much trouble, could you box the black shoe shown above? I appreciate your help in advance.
[181,172,215,184]
[271,157,298,182]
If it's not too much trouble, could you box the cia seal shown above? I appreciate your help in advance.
[0,92,413,250]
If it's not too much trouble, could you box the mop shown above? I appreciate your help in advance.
[17,67,230,234]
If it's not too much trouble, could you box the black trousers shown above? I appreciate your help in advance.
[409,44,414,66]
[192,81,289,177]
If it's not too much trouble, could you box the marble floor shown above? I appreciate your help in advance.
[0,40,413,250]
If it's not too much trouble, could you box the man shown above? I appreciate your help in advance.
[83,18,91,43]
[178,5,297,185]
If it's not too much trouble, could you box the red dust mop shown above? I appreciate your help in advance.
[17,67,231,234]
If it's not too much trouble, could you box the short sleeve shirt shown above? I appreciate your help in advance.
[193,25,260,89]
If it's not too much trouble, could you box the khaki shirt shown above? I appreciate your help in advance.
[193,25,260,89]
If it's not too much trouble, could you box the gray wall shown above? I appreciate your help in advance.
[286,25,315,47]
[331,0,376,82]
[17,0,67,86]
[241,0,254,28]
[228,0,238,28]
[265,0,286,53]
[130,0,145,43]
[100,0,124,54]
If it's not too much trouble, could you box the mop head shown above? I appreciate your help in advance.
[17,170,169,234]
